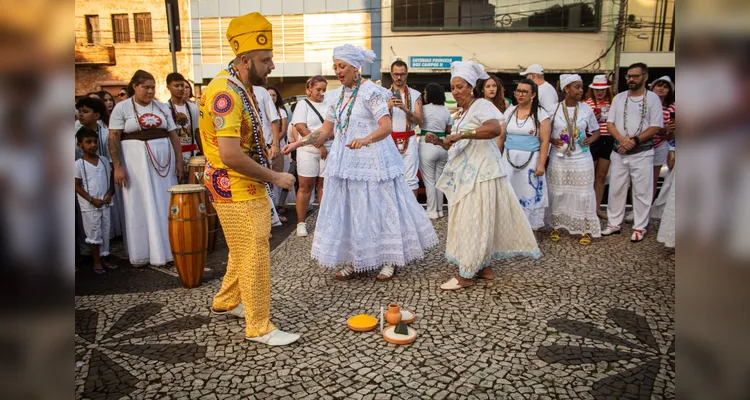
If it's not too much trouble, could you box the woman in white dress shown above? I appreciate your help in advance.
[283,45,437,281]
[108,70,183,266]
[419,83,452,219]
[547,74,601,245]
[499,79,551,230]
[655,142,675,260]
[291,75,330,236]
[437,61,540,290]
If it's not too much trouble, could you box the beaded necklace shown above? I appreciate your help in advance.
[561,102,579,153]
[132,98,172,177]
[335,77,362,140]
[623,92,648,136]
[168,99,195,147]
[225,64,276,202]
[391,85,413,131]
[505,106,536,170]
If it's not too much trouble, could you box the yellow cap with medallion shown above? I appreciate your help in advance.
[226,12,273,55]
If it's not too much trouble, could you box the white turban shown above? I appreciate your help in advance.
[450,61,489,88]
[332,44,377,70]
[560,74,583,90]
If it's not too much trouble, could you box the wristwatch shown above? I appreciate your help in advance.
[632,136,640,145]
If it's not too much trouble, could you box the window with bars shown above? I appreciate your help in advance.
[392,0,600,32]
[134,13,153,43]
[111,14,130,43]
[85,15,101,45]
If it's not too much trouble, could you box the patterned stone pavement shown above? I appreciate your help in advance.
[75,213,675,400]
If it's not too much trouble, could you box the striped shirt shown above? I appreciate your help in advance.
[585,98,611,135]
[655,103,676,147]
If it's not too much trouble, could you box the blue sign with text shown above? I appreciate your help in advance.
[409,56,462,69]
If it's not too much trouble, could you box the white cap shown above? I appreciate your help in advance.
[520,64,544,76]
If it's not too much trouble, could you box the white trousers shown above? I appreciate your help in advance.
[82,207,111,257]
[419,141,448,218]
[400,136,420,190]
[607,150,654,231]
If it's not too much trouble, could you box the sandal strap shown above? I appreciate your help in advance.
[337,265,355,277]
[379,265,395,277]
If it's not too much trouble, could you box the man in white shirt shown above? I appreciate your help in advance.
[166,73,201,165]
[253,85,282,160]
[387,60,424,197]
[520,64,559,114]
[253,85,284,226]
[602,62,664,242]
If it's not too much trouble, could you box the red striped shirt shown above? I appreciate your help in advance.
[585,98,610,135]
[655,104,675,146]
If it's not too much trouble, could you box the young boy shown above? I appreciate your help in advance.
[75,96,110,157]
[75,127,117,274]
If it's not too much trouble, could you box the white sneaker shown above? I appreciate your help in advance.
[630,229,647,242]
[296,223,308,237]
[438,211,444,218]
[210,303,244,319]
[246,329,300,346]
[427,212,439,220]
[601,225,622,236]
[624,211,634,223]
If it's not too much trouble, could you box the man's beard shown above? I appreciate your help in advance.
[249,62,266,86]
[628,81,644,90]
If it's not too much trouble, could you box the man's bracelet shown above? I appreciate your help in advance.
[461,129,477,139]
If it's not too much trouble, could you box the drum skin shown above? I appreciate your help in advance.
[168,185,208,288]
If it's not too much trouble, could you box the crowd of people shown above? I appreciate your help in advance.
[74,11,676,345]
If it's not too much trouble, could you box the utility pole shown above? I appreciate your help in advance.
[166,0,179,73]
[612,0,628,93]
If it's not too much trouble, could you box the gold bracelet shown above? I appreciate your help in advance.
[461,129,477,139]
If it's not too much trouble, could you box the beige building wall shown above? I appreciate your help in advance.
[75,0,193,102]
[379,0,616,74]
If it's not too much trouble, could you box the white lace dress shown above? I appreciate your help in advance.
[311,80,437,271]
[437,99,540,279]
[546,102,602,237]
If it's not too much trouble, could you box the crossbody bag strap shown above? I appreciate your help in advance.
[304,98,324,124]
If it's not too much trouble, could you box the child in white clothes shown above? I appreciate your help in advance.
[74,127,117,274]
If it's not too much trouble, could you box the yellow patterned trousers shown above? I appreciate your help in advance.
[212,198,276,338]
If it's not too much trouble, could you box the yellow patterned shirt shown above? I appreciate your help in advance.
[199,70,268,203]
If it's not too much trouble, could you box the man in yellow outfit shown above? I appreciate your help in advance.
[199,12,299,346]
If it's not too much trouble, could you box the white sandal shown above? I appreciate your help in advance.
[334,265,355,281]
[440,277,473,291]
[376,265,396,281]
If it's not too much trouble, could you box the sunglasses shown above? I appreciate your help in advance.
[118,93,127,98]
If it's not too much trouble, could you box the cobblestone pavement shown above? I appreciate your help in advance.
[75,213,675,400]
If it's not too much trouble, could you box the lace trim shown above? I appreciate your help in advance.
[547,164,595,187]
[311,231,439,271]
[549,213,602,236]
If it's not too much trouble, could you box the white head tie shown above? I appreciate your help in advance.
[332,44,377,70]
[450,61,490,88]
[560,74,583,90]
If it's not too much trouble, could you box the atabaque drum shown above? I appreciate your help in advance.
[167,184,208,288]
[187,155,219,253]
[187,155,207,184]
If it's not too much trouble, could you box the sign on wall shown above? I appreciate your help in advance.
[409,56,462,69]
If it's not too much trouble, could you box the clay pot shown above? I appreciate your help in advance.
[385,303,402,325]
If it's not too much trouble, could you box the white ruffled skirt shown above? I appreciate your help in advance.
[311,175,438,271]
[546,153,602,237]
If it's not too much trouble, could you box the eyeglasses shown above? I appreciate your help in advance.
[118,93,127,98]
[391,73,407,78]
[626,73,645,80]
[514,90,531,95]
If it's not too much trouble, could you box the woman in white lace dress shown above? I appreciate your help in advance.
[283,45,437,281]
[437,61,540,290]
[547,74,601,245]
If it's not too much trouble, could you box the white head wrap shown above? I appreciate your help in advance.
[332,44,377,70]
[450,61,489,88]
[560,74,583,90]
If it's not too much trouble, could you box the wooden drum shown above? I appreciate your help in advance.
[187,155,207,184]
[187,155,219,253]
[168,184,208,288]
